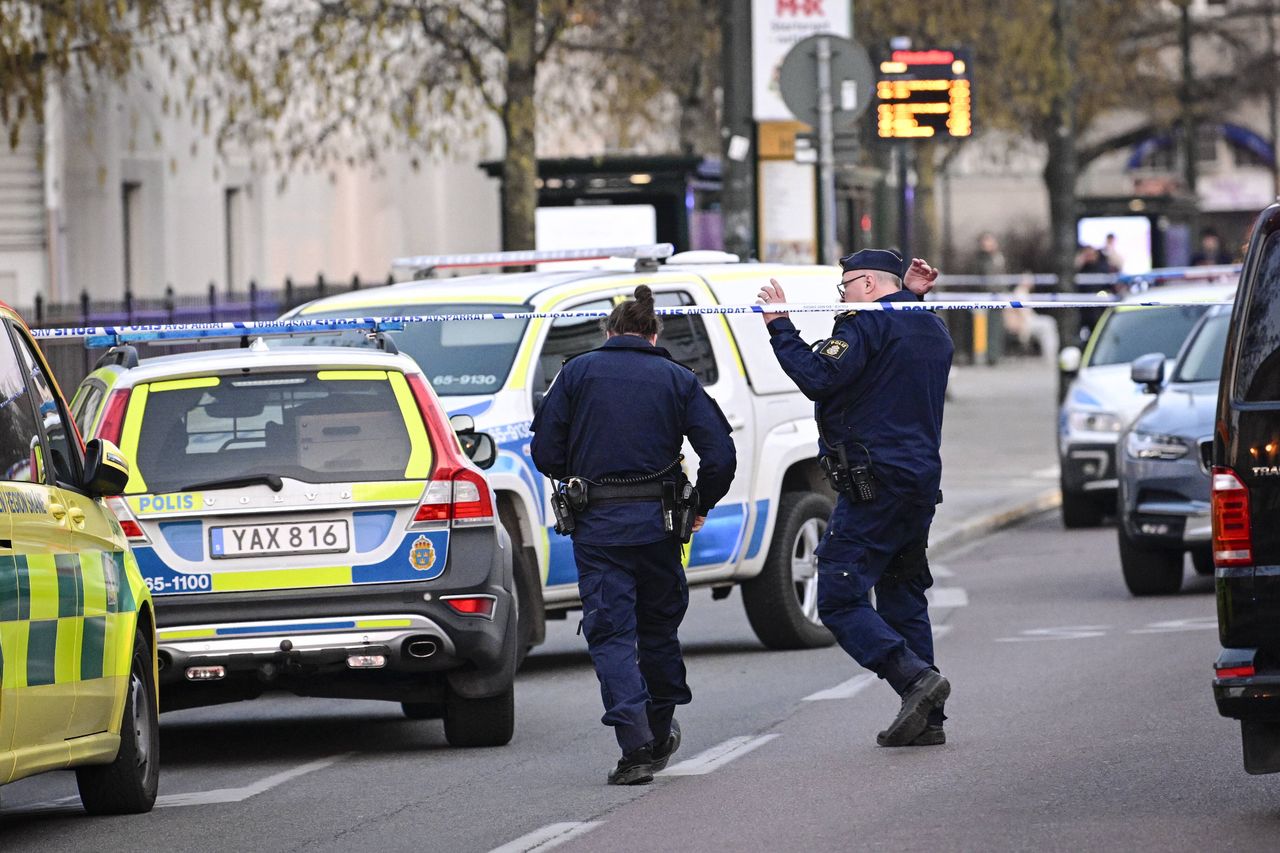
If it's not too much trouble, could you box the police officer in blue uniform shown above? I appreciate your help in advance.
[758,249,954,747]
[530,285,737,784]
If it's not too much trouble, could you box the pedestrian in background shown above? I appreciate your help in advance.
[757,250,954,747]
[530,285,737,785]
[1102,233,1125,273]
[976,232,1007,282]
[1191,227,1233,266]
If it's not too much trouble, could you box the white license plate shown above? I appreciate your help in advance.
[210,520,350,559]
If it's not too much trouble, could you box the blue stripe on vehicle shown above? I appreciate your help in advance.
[353,510,396,553]
[215,621,357,636]
[744,499,770,560]
[546,533,578,587]
[159,520,205,562]
[688,503,747,568]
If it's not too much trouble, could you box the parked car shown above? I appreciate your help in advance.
[286,248,856,650]
[1057,282,1234,528]
[0,301,158,814]
[1115,306,1230,595]
[1211,201,1280,774]
[72,339,516,747]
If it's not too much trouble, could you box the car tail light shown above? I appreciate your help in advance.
[1215,664,1256,679]
[1212,467,1252,567]
[410,470,495,528]
[96,388,132,444]
[442,595,496,619]
[106,496,148,543]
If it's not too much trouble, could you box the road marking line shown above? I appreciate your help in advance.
[1129,616,1218,635]
[803,673,875,702]
[928,587,969,608]
[931,564,955,579]
[995,625,1110,642]
[489,822,603,853]
[1032,465,1060,479]
[658,734,781,776]
[157,753,352,807]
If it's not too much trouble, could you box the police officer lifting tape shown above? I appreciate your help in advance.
[530,285,737,785]
[758,249,955,747]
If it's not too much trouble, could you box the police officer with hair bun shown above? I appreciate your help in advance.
[758,249,954,748]
[531,284,737,785]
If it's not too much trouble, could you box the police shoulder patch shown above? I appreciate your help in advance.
[821,339,849,359]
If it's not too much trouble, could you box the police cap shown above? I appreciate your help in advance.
[839,248,905,277]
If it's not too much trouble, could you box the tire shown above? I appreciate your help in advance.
[401,701,443,720]
[1192,547,1215,576]
[741,492,837,650]
[443,684,515,747]
[1061,488,1105,529]
[1118,523,1184,596]
[512,547,544,669]
[76,627,160,815]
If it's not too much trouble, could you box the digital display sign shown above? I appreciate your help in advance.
[876,48,972,139]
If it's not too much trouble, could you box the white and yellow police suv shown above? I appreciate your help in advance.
[285,245,854,651]
[0,301,158,814]
[72,332,517,747]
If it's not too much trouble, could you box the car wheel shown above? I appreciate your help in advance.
[1192,547,1215,576]
[1118,523,1184,596]
[76,627,160,815]
[401,701,443,720]
[741,492,836,650]
[443,684,515,747]
[512,547,543,669]
[1062,488,1104,529]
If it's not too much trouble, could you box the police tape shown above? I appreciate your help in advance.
[29,298,1236,346]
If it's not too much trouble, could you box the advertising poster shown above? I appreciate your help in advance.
[752,0,852,122]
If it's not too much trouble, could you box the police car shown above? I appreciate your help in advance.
[285,245,874,651]
[71,336,517,747]
[0,301,158,814]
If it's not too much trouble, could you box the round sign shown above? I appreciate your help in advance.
[778,34,874,130]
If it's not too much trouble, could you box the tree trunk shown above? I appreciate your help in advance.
[913,140,937,262]
[502,0,538,251]
[1045,126,1080,393]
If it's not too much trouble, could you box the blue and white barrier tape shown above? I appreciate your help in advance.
[27,298,1235,347]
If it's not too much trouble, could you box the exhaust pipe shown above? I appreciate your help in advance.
[407,639,438,659]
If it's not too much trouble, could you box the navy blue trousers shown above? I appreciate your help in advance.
[816,492,940,709]
[574,538,692,753]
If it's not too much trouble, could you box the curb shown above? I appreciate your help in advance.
[930,487,1063,557]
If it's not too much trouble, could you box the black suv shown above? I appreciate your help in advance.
[1211,202,1280,773]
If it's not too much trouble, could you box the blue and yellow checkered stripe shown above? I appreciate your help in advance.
[0,551,135,689]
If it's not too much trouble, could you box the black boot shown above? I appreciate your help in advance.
[906,725,946,746]
[651,719,682,771]
[608,745,655,786]
[877,670,951,747]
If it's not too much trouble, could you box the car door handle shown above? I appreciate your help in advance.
[69,507,86,526]
[49,502,67,521]
[726,415,747,432]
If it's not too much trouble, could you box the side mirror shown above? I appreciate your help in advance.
[449,414,476,433]
[464,432,497,470]
[1058,346,1082,374]
[83,438,130,497]
[1130,352,1166,393]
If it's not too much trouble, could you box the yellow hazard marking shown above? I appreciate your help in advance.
[150,376,221,393]
[157,627,218,640]
[80,552,107,614]
[352,481,425,502]
[210,566,352,593]
[356,618,414,629]
[119,384,150,493]
[25,554,58,621]
[387,372,433,478]
[317,370,388,381]
[0,623,28,689]
[53,617,80,684]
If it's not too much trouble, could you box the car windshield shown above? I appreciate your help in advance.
[293,303,530,395]
[127,371,422,494]
[1087,305,1210,367]
[1173,313,1230,383]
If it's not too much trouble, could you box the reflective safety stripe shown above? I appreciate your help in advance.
[24,555,59,620]
[119,384,150,493]
[150,376,221,392]
[387,372,433,479]
[317,369,388,381]
[356,618,413,629]
[211,566,352,593]
[352,481,425,502]
[158,627,217,640]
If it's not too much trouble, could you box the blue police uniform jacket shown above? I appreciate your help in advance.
[766,289,953,507]
[530,335,738,546]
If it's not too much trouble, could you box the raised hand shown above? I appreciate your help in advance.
[904,258,940,296]
[757,278,790,324]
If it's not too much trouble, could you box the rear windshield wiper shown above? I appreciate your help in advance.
[178,474,284,493]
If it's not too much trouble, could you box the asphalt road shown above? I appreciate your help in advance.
[3,513,1277,852]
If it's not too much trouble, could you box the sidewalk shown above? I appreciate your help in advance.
[931,357,1062,553]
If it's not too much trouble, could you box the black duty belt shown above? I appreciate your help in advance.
[589,482,666,504]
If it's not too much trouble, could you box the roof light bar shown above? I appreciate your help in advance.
[391,243,675,272]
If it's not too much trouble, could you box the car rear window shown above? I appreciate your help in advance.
[1173,312,1230,383]
[1235,232,1280,402]
[1087,305,1210,367]
[126,371,426,494]
[295,304,531,396]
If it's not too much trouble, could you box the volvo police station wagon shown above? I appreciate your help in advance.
[71,336,517,747]
[285,245,874,652]
[0,301,158,814]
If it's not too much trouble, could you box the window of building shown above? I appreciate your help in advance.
[122,181,142,294]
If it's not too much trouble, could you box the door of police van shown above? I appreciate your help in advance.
[10,326,122,738]
[651,287,756,574]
